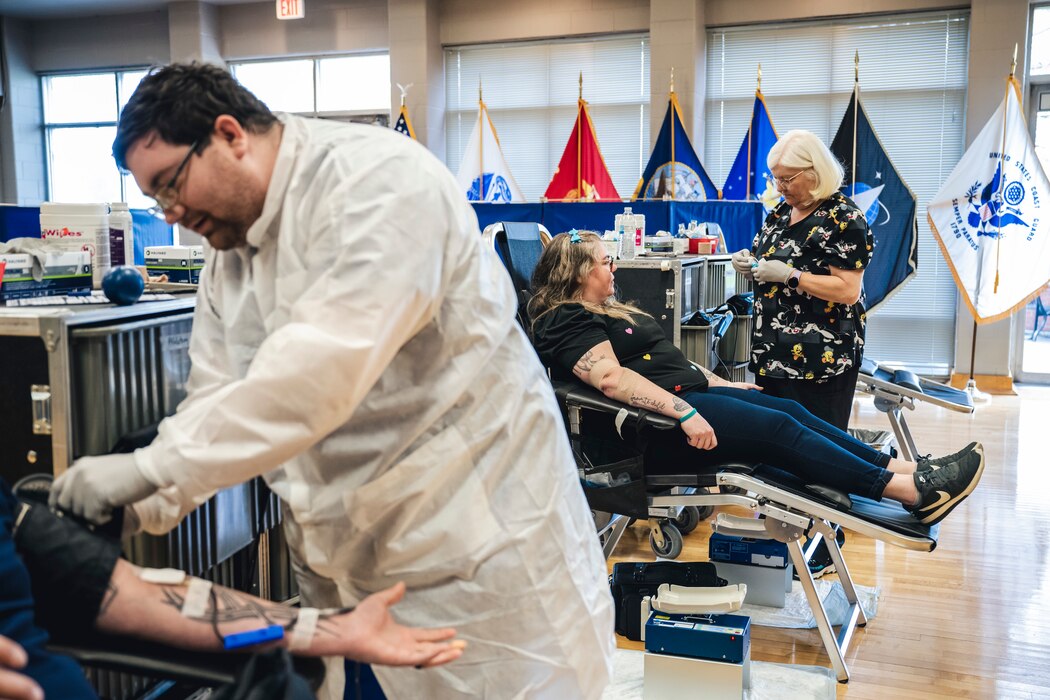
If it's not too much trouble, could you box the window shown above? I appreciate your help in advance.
[1032,5,1050,76]
[229,54,391,123]
[706,12,970,375]
[445,35,651,201]
[42,69,152,206]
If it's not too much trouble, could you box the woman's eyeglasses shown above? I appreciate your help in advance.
[772,169,810,188]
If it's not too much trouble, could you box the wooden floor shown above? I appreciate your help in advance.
[609,384,1050,699]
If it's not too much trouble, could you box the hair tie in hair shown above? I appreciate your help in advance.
[569,230,582,244]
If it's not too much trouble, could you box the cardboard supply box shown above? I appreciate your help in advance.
[145,245,205,284]
[0,251,92,301]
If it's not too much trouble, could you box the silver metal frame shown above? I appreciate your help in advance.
[600,471,934,683]
[855,368,974,462]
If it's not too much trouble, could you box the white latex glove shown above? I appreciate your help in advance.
[49,453,159,525]
[731,249,754,277]
[753,258,793,285]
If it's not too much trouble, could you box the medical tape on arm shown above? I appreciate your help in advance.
[181,577,213,618]
[289,607,320,651]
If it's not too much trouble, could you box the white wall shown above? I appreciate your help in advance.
[30,10,170,72]
[220,0,387,60]
[1,18,46,205]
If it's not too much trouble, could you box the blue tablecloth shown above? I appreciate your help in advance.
[471,201,765,252]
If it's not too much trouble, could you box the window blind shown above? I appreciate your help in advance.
[445,35,650,201]
[706,12,970,375]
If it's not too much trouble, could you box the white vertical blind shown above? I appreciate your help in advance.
[445,35,650,201]
[706,12,970,375]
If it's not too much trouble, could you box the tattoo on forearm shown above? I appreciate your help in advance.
[99,583,117,617]
[696,365,716,379]
[630,395,666,412]
[159,585,339,638]
[671,397,689,412]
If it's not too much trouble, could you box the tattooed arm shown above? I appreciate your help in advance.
[572,341,718,449]
[94,559,464,667]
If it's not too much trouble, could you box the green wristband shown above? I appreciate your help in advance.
[679,408,697,423]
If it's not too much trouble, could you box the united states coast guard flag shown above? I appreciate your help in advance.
[393,104,416,139]
[455,97,525,203]
[831,90,918,311]
[632,89,718,201]
[928,75,1050,323]
[722,89,779,207]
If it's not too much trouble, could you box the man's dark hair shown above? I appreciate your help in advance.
[113,62,278,171]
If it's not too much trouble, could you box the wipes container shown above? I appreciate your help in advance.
[40,202,111,289]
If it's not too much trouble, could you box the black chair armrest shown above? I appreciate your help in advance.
[552,381,679,431]
[48,632,325,688]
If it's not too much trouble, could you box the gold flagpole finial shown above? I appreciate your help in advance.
[1010,43,1018,78]
[396,83,413,108]
[854,51,860,84]
[670,67,675,94]
[756,64,762,92]
[478,76,483,103]
[579,72,584,101]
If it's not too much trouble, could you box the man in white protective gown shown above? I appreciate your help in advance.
[50,62,615,699]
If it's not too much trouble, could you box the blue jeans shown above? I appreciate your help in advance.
[648,387,894,500]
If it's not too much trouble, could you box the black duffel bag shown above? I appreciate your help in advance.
[610,561,727,641]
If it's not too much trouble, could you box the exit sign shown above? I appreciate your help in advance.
[276,0,304,20]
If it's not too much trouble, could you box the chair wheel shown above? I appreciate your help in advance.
[649,523,684,559]
[719,484,746,495]
[673,506,701,535]
[695,505,715,521]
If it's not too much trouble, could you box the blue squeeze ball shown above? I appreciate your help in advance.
[102,266,145,306]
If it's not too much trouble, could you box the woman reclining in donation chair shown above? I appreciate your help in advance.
[528,231,984,526]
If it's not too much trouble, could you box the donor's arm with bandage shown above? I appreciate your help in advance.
[12,498,464,667]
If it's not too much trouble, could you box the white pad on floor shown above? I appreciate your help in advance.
[603,649,835,700]
[741,580,879,629]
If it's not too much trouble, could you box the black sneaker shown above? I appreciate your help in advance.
[917,441,980,472]
[793,528,845,580]
[910,443,985,525]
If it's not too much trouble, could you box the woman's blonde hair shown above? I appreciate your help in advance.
[767,129,844,203]
[528,231,646,327]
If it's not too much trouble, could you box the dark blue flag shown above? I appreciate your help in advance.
[722,91,779,205]
[830,91,917,311]
[632,93,719,201]
[393,105,416,139]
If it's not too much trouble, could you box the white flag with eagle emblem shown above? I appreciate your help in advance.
[927,75,1050,323]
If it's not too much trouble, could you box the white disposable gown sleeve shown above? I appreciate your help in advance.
[134,152,452,501]
[130,275,230,534]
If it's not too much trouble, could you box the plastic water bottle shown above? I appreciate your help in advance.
[619,208,636,260]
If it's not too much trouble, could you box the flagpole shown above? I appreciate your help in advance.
[670,68,676,201]
[851,51,859,199]
[747,65,759,200]
[577,72,583,201]
[965,48,1016,404]
[478,79,485,202]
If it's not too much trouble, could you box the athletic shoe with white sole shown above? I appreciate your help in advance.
[909,443,985,525]
[916,441,980,472]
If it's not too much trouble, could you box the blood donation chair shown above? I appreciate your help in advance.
[485,222,941,683]
[855,357,974,461]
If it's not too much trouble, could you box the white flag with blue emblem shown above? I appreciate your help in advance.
[927,76,1050,323]
[455,99,525,203]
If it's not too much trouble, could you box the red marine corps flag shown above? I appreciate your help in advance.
[543,74,620,202]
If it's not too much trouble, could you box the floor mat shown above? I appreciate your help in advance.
[603,648,835,700]
[741,580,879,629]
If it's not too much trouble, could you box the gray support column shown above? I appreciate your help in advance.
[649,0,706,158]
[951,0,1029,390]
[0,18,46,205]
[168,1,225,67]
[388,0,445,159]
